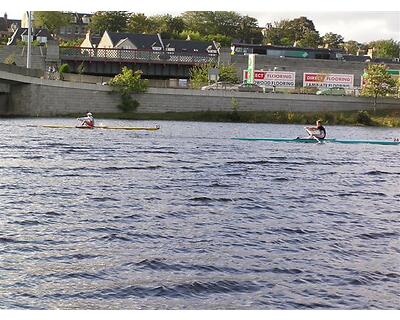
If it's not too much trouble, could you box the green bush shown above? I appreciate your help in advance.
[109,67,148,113]
[117,94,140,113]
[189,63,239,89]
[356,110,374,126]
[59,63,69,74]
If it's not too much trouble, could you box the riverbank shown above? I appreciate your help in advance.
[62,109,400,128]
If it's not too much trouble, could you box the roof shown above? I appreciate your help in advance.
[107,32,163,49]
[342,54,372,62]
[0,17,7,32]
[70,12,92,25]
[90,35,101,46]
[106,31,218,53]
[163,39,218,53]
[371,57,400,64]
[7,28,54,45]
[232,42,343,53]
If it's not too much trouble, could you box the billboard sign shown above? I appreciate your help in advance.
[303,73,354,88]
[244,70,296,88]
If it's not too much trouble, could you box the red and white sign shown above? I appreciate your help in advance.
[244,70,296,88]
[303,73,354,88]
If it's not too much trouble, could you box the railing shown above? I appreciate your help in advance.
[60,47,218,65]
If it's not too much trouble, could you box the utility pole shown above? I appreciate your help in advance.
[27,11,32,68]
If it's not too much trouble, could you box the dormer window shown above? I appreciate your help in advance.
[82,16,90,24]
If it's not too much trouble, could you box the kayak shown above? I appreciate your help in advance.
[232,137,400,146]
[40,125,160,131]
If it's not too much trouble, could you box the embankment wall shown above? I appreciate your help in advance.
[3,79,399,116]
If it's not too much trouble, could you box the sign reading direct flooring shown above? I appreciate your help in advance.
[243,70,296,88]
[303,73,354,88]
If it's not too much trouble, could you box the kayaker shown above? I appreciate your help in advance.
[77,112,95,128]
[305,120,326,140]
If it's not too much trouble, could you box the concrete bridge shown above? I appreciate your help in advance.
[60,46,218,77]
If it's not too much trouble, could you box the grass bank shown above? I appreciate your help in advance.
[84,109,400,128]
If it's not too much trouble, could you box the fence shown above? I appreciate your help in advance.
[60,47,218,65]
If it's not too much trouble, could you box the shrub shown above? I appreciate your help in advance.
[189,63,239,89]
[4,53,16,64]
[59,63,69,74]
[109,67,148,113]
[356,110,373,126]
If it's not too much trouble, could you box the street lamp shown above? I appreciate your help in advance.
[26,11,32,68]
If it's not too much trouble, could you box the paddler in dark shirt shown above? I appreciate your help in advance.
[305,120,326,140]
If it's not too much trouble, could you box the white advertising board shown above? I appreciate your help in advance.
[244,70,296,88]
[303,73,354,88]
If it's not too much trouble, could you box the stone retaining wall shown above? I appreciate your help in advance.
[3,79,399,117]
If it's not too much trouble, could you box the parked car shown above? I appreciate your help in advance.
[237,83,264,92]
[201,82,239,91]
[316,87,347,96]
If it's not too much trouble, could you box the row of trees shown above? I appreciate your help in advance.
[33,11,262,47]
[32,11,400,58]
[263,16,400,58]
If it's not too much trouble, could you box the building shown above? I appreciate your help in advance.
[91,30,218,54]
[231,42,343,60]
[80,30,101,49]
[163,38,218,55]
[7,28,54,45]
[97,31,164,50]
[21,12,92,40]
[0,13,21,40]
[59,13,92,40]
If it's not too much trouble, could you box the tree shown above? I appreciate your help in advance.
[238,15,263,44]
[322,32,344,48]
[33,11,70,37]
[178,30,203,41]
[290,17,320,46]
[127,13,151,34]
[89,11,128,34]
[127,13,185,38]
[397,77,400,98]
[296,30,321,48]
[108,67,148,113]
[181,11,261,43]
[190,63,239,89]
[262,16,321,48]
[203,34,231,47]
[147,14,185,37]
[341,40,361,55]
[361,64,397,109]
[367,39,400,59]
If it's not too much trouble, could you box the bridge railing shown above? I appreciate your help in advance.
[60,47,218,65]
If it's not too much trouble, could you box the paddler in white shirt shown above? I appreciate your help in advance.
[77,112,95,128]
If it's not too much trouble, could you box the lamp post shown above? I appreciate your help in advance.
[26,11,32,69]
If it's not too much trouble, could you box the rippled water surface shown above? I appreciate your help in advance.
[0,118,399,309]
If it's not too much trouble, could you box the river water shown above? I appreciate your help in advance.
[0,118,399,309]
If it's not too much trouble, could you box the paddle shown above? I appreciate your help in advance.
[304,127,321,144]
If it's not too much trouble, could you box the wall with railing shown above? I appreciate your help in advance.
[60,47,218,65]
